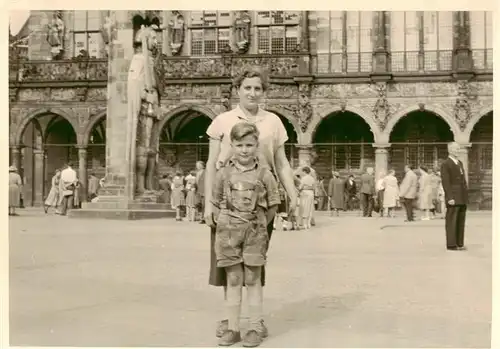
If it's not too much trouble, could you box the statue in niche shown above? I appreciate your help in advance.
[126,15,162,195]
[46,11,65,60]
[168,11,185,55]
[234,11,251,53]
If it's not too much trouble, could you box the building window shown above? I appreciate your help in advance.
[389,11,453,72]
[189,11,231,56]
[256,11,300,54]
[470,11,493,70]
[315,11,373,73]
[73,10,103,58]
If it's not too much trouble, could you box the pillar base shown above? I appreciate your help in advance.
[68,200,175,220]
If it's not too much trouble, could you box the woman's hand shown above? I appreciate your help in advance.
[204,203,216,228]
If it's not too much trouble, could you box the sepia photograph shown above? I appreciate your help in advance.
[7,9,493,348]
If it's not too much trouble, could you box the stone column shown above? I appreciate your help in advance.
[104,10,135,199]
[10,145,22,170]
[296,144,313,167]
[457,143,471,184]
[77,146,88,202]
[373,144,390,177]
[453,11,473,72]
[372,11,389,73]
[32,148,46,205]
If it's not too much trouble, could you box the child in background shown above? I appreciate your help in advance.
[185,170,197,221]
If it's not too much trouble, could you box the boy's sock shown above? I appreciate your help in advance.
[226,284,242,332]
[247,281,263,328]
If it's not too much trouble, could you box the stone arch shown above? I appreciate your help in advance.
[382,104,461,144]
[152,104,217,146]
[264,106,302,140]
[463,105,493,142]
[80,110,107,147]
[308,104,381,144]
[14,107,78,146]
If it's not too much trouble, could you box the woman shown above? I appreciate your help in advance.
[376,171,386,217]
[185,170,197,221]
[428,168,440,217]
[298,166,316,229]
[382,169,399,218]
[158,174,172,205]
[204,67,297,342]
[9,166,23,216]
[328,171,344,216]
[171,171,185,221]
[418,166,433,220]
[44,169,61,213]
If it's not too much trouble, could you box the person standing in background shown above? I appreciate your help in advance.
[359,167,375,217]
[315,176,328,211]
[376,171,386,217]
[328,171,344,216]
[9,166,23,216]
[418,166,433,220]
[87,172,100,202]
[57,163,78,216]
[382,169,399,218]
[158,174,172,205]
[44,169,61,214]
[344,174,357,211]
[399,165,418,222]
[440,142,468,251]
[195,161,206,224]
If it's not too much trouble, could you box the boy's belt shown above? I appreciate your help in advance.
[220,209,257,223]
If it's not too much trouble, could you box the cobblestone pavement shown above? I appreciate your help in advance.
[9,208,492,347]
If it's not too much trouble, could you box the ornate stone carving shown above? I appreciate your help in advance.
[89,105,107,117]
[192,85,220,99]
[161,57,231,79]
[46,11,65,60]
[468,81,493,97]
[233,11,251,54]
[18,88,51,102]
[69,107,90,127]
[101,14,118,56]
[454,80,472,131]
[168,11,185,55]
[162,84,186,99]
[266,84,298,99]
[87,60,108,80]
[220,84,232,112]
[297,84,313,132]
[87,88,107,101]
[269,56,300,76]
[18,61,88,82]
[387,82,457,97]
[312,83,377,99]
[372,82,390,130]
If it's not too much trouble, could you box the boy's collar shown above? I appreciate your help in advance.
[228,156,259,171]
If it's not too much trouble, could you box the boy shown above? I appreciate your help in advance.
[211,122,280,347]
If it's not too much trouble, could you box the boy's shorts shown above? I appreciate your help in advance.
[215,212,269,268]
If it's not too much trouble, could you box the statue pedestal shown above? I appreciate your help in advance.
[68,11,175,221]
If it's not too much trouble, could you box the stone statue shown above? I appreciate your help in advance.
[168,11,185,55]
[126,19,161,195]
[234,11,251,53]
[46,11,65,60]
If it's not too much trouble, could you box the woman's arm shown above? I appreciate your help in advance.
[274,146,297,210]
[204,138,221,226]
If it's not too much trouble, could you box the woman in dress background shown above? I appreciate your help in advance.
[328,171,344,216]
[158,174,172,205]
[44,169,61,213]
[382,169,399,218]
[9,166,23,216]
[185,170,197,222]
[204,67,298,342]
[171,171,185,221]
[298,166,316,229]
[418,165,433,220]
[376,171,386,217]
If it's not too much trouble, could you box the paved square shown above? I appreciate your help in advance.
[9,209,492,347]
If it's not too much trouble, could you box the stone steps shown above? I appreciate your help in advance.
[68,208,176,220]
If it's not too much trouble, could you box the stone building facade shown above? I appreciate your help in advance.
[9,11,493,209]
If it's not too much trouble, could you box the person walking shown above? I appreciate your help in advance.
[344,174,357,210]
[440,142,468,251]
[195,161,206,223]
[298,166,316,229]
[171,171,185,221]
[418,166,433,220]
[44,169,61,213]
[88,172,100,201]
[359,167,375,217]
[328,170,344,216]
[375,171,386,217]
[382,169,399,218]
[8,165,23,216]
[158,174,172,205]
[57,163,78,216]
[399,165,418,222]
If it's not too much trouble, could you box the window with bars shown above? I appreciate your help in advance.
[470,11,493,70]
[315,11,373,73]
[73,10,104,58]
[389,11,453,72]
[256,11,300,54]
[189,11,231,56]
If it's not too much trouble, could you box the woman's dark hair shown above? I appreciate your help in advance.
[302,166,311,174]
[420,165,428,173]
[233,67,269,92]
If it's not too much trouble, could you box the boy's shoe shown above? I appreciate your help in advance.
[242,330,263,347]
[218,330,241,346]
[216,319,229,338]
[255,319,268,338]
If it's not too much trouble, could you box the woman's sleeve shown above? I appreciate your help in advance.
[206,115,223,141]
[274,115,289,149]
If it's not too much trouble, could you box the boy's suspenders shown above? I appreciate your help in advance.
[222,166,267,212]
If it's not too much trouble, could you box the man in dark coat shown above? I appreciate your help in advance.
[344,174,357,210]
[440,142,468,251]
[359,167,375,217]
